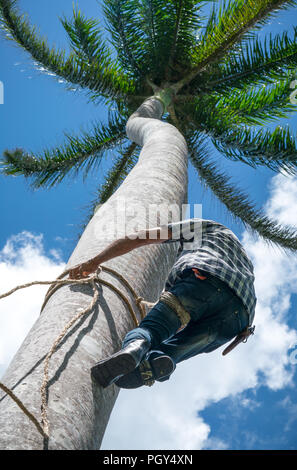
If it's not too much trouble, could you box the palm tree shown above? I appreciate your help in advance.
[1,0,297,450]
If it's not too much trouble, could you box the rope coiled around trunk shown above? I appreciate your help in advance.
[0,265,154,440]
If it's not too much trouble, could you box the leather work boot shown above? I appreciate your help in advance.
[114,353,176,389]
[91,338,151,388]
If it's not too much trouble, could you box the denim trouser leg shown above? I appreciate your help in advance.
[157,270,249,364]
[122,301,181,349]
[158,294,248,363]
[122,269,249,363]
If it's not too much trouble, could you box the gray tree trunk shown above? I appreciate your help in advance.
[0,96,188,450]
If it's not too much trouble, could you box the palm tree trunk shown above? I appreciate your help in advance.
[0,96,188,450]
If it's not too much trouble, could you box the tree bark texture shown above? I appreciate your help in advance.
[0,97,188,449]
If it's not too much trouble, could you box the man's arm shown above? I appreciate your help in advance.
[69,225,172,279]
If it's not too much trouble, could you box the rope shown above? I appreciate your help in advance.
[40,277,99,438]
[0,265,153,440]
[0,382,47,438]
[40,266,148,322]
[158,291,191,328]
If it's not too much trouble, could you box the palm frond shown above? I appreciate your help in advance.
[176,93,243,132]
[159,0,203,81]
[188,133,297,251]
[0,115,126,187]
[103,1,207,85]
[193,26,297,94]
[135,0,159,79]
[209,78,297,125]
[212,123,297,174]
[0,0,133,100]
[196,0,297,66]
[177,95,297,173]
[60,7,111,65]
[175,0,297,91]
[103,0,145,77]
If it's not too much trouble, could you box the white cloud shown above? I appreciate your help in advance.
[278,395,297,432]
[102,173,297,450]
[0,231,65,378]
[265,173,297,225]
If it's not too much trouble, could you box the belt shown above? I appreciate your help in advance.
[222,325,256,356]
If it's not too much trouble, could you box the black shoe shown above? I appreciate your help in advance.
[114,354,175,389]
[91,339,151,388]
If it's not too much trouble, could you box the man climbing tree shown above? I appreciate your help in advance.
[70,216,256,389]
[1,0,297,450]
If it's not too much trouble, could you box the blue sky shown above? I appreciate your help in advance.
[1,0,297,450]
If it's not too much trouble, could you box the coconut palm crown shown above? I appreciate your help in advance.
[1,0,297,249]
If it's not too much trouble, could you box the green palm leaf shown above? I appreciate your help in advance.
[176,93,244,133]
[195,27,297,94]
[60,7,111,65]
[188,133,297,250]
[103,0,145,78]
[176,79,295,128]
[0,0,133,100]
[175,0,297,92]
[0,115,126,187]
[212,123,297,173]
[178,95,297,172]
[103,0,207,85]
[215,78,297,125]
[148,0,203,81]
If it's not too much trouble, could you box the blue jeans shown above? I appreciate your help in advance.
[123,269,249,366]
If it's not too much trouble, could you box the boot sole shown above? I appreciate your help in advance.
[91,352,138,388]
[115,355,174,389]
